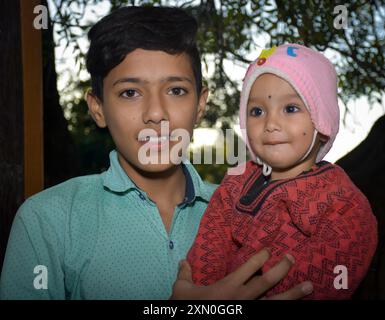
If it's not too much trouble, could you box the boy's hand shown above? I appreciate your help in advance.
[170,248,313,300]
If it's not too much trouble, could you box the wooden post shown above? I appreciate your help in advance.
[21,0,44,198]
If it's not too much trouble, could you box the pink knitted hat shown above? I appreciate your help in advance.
[239,43,340,164]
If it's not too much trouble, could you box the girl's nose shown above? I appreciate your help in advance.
[264,112,281,132]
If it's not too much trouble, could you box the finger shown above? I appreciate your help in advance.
[226,248,271,285]
[264,281,313,300]
[242,253,294,299]
[177,260,193,282]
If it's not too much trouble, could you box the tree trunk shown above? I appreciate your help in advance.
[0,0,25,270]
[42,0,79,188]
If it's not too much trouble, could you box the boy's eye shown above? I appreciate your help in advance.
[285,104,300,113]
[249,107,264,117]
[168,87,187,96]
[120,89,140,98]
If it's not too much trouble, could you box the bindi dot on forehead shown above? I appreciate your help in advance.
[268,95,272,99]
[303,132,307,135]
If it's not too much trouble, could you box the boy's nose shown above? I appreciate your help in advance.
[142,93,168,124]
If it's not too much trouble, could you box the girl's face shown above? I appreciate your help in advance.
[246,73,322,180]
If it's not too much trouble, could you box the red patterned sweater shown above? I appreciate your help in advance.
[187,161,378,299]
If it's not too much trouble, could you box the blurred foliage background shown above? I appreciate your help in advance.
[43,0,385,186]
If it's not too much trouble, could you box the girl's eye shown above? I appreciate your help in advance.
[285,104,300,113]
[168,87,187,96]
[120,89,140,98]
[249,107,264,117]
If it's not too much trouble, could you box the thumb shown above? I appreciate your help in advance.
[177,259,193,282]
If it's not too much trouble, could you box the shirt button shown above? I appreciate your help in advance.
[139,193,146,200]
[169,241,174,250]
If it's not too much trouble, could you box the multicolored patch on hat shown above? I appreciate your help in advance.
[256,46,277,66]
[287,46,299,57]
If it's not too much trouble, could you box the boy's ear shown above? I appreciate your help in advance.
[195,86,209,125]
[86,91,107,128]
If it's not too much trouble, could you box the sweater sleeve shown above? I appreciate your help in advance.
[187,173,239,286]
[263,179,378,299]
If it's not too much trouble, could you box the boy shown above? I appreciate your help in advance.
[0,7,312,300]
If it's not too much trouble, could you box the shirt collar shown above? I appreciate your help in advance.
[180,158,213,203]
[102,150,138,193]
[102,150,212,203]
[180,163,195,204]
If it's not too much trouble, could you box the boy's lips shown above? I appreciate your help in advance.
[138,135,179,151]
[137,135,179,142]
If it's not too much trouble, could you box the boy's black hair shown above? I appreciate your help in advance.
[86,6,202,100]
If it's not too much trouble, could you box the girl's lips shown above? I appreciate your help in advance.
[264,141,287,145]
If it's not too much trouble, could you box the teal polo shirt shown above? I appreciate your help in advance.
[0,150,217,300]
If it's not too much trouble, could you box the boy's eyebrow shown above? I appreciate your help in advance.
[113,76,194,86]
[160,76,194,84]
[113,77,149,86]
